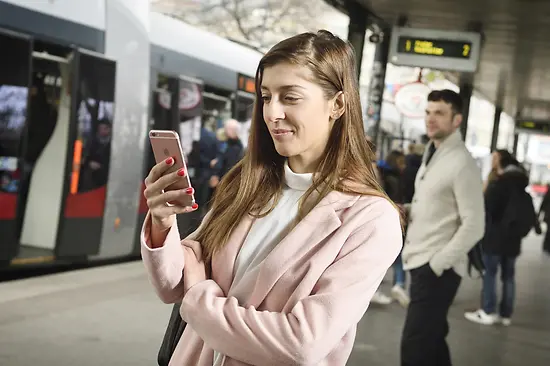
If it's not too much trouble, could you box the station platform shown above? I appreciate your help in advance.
[0,233,548,366]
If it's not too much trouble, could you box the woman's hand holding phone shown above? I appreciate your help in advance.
[144,157,198,247]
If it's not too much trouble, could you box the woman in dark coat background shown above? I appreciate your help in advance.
[465,150,540,326]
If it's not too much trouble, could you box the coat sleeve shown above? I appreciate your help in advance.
[180,200,402,365]
[141,211,211,304]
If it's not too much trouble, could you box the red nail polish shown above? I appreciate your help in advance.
[165,157,173,165]
[185,187,194,194]
[177,168,185,176]
[191,203,198,209]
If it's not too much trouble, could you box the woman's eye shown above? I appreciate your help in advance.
[285,96,300,102]
[261,95,271,102]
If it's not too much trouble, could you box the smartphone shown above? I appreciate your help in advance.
[149,130,195,207]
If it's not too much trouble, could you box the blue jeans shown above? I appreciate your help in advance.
[393,253,406,287]
[482,253,516,318]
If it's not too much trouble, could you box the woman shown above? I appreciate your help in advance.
[483,151,501,193]
[142,30,402,366]
[465,150,538,327]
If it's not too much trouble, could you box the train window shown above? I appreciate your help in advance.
[234,91,254,122]
[23,59,63,167]
[148,74,204,172]
[149,74,179,172]
[154,74,178,131]
[178,76,203,159]
[72,53,116,194]
[0,30,32,194]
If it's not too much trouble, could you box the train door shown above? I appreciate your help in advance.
[234,74,256,149]
[0,28,33,265]
[234,74,255,122]
[15,47,116,261]
[54,49,117,258]
[15,50,67,265]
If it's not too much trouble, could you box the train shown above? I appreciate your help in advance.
[0,0,262,271]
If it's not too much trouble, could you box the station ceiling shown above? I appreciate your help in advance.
[333,0,550,121]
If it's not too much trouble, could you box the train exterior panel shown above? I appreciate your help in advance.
[0,0,106,30]
[93,0,151,260]
[149,12,261,81]
[0,0,262,270]
[0,0,105,52]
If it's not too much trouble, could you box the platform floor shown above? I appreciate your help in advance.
[0,233,548,366]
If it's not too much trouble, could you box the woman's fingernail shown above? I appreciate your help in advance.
[185,187,194,194]
[191,203,198,210]
[165,157,173,165]
[177,168,185,176]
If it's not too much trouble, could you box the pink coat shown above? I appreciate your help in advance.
[141,191,402,366]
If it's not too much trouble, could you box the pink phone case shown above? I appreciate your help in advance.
[149,130,195,207]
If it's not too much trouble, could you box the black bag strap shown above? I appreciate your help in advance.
[158,302,187,366]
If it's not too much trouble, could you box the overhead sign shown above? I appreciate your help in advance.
[515,119,550,136]
[389,27,482,73]
[394,82,432,119]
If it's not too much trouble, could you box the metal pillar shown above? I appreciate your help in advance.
[490,106,502,151]
[458,74,474,140]
[512,133,519,155]
[346,1,367,80]
[490,70,506,151]
[457,21,483,142]
[366,27,390,150]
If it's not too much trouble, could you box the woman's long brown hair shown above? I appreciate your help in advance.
[195,30,395,263]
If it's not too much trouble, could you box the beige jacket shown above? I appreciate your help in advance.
[402,130,485,277]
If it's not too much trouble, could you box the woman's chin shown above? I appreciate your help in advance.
[273,142,295,158]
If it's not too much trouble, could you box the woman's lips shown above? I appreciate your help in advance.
[272,129,294,140]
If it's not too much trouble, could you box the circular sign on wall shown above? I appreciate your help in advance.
[394,82,432,119]
[179,83,201,111]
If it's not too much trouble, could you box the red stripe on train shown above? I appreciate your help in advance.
[0,192,17,220]
[64,186,106,218]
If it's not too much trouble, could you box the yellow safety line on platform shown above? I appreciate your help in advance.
[10,256,55,266]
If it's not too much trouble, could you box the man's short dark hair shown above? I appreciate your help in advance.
[427,89,463,114]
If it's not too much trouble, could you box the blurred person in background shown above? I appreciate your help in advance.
[210,118,244,189]
[465,150,540,326]
[367,139,397,306]
[379,150,410,307]
[402,143,423,204]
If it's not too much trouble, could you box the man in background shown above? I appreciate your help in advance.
[401,89,485,366]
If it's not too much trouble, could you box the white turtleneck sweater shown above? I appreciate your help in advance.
[213,161,313,366]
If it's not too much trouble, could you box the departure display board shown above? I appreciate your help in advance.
[389,27,481,73]
[397,37,473,59]
[515,119,550,136]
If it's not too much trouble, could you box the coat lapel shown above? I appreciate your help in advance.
[245,191,358,306]
[210,190,358,303]
[211,214,254,295]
